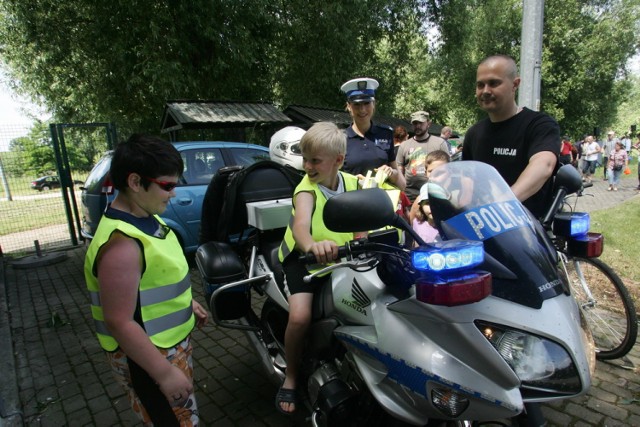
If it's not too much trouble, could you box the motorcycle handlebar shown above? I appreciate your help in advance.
[541,187,568,229]
[298,238,378,265]
[542,180,592,229]
[298,246,350,264]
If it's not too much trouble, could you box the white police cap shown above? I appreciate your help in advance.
[340,77,379,103]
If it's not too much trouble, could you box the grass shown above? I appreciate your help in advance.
[0,197,69,235]
[590,194,640,284]
[0,172,89,199]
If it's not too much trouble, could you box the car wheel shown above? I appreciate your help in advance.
[42,185,51,191]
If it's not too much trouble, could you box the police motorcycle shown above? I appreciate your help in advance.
[195,160,595,426]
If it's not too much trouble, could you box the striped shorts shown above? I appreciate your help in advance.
[106,336,199,426]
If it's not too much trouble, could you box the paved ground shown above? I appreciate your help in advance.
[0,176,639,426]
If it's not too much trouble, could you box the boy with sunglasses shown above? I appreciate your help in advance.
[85,134,208,426]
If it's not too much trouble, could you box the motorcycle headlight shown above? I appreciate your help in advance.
[476,321,582,396]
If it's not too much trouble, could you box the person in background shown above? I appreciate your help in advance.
[602,131,618,180]
[84,134,208,426]
[634,133,640,191]
[391,125,412,242]
[581,135,600,184]
[621,133,632,156]
[393,125,409,157]
[606,141,629,191]
[559,135,574,165]
[462,54,560,219]
[574,135,587,173]
[275,122,360,414]
[340,77,405,191]
[440,126,455,155]
[396,110,449,202]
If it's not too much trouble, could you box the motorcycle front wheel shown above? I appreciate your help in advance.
[564,256,638,360]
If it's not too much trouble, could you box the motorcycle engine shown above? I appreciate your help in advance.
[308,362,354,426]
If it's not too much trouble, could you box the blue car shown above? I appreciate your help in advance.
[80,141,270,253]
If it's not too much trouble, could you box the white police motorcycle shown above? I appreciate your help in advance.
[196,160,595,426]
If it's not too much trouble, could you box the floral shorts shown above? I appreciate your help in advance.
[106,336,199,426]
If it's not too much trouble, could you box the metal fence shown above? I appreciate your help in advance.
[0,122,79,256]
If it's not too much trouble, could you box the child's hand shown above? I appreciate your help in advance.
[309,240,339,264]
[421,203,435,227]
[374,165,395,181]
[192,300,209,329]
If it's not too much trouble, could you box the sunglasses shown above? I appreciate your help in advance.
[142,176,178,192]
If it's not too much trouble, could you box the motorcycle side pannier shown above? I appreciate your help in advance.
[195,241,249,320]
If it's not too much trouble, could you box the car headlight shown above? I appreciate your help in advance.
[476,321,582,396]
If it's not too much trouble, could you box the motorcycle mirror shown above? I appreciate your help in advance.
[324,188,397,232]
[554,164,583,195]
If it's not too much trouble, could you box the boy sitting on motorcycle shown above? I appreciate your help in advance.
[275,122,361,414]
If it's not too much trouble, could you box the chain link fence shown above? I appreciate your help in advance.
[0,122,79,256]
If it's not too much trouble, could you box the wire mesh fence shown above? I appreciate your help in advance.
[0,122,80,255]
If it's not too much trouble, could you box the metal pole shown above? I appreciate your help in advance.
[0,154,12,201]
[518,0,544,111]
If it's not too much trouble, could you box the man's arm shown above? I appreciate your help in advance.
[510,151,557,203]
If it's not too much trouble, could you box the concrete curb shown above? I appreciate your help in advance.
[0,250,23,427]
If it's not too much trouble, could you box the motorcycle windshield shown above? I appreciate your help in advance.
[427,161,563,309]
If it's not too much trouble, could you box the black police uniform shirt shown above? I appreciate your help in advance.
[462,107,560,218]
[343,122,395,176]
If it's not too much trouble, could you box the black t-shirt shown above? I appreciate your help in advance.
[343,122,395,176]
[462,107,560,218]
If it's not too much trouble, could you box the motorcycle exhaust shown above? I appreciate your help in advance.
[309,363,355,427]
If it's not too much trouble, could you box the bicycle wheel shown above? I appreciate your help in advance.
[563,256,638,360]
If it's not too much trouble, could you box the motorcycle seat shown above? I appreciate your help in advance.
[260,230,288,295]
[261,234,335,320]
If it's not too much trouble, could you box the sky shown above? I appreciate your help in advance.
[0,70,50,151]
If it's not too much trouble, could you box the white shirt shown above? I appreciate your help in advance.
[584,142,600,161]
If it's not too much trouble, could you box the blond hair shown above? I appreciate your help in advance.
[300,122,346,158]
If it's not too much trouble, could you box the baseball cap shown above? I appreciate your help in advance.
[410,111,430,123]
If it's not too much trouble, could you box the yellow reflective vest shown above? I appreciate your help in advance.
[278,172,359,271]
[85,215,194,351]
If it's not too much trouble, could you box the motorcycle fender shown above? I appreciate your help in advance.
[393,293,593,398]
[387,293,593,400]
[335,324,522,423]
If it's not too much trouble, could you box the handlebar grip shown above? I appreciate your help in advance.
[299,252,317,264]
[298,246,349,265]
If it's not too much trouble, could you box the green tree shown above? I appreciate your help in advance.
[8,122,56,175]
[0,0,423,135]
[0,0,638,139]
[611,73,640,135]
[403,0,640,134]
[542,0,639,137]
[0,0,280,135]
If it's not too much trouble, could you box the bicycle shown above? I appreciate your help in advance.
[547,179,637,360]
